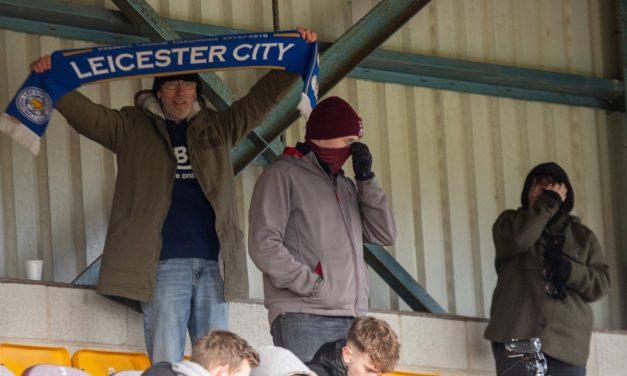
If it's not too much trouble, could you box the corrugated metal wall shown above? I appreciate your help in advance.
[0,0,623,328]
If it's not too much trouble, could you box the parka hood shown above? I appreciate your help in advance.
[520,162,574,214]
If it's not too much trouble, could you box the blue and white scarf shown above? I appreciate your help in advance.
[0,30,319,154]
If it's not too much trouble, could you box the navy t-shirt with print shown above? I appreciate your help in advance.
[160,119,220,261]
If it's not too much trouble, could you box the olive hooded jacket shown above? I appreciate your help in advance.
[484,162,610,366]
[55,71,297,302]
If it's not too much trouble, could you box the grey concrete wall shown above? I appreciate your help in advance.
[1,281,626,375]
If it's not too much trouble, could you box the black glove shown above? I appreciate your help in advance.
[350,142,373,180]
[545,252,572,300]
[545,250,572,278]
[542,232,571,300]
[543,234,571,301]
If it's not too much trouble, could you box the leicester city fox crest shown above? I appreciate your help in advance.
[15,87,52,125]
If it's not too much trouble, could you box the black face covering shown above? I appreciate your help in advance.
[520,162,574,215]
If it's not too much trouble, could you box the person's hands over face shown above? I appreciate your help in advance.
[543,182,567,202]
[350,142,373,181]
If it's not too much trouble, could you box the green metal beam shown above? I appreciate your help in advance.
[317,1,426,93]
[122,0,441,314]
[0,0,622,111]
[73,257,101,286]
[110,0,234,109]
[74,243,447,314]
[0,15,144,45]
[0,2,286,162]
[231,0,433,173]
[73,0,443,316]
[0,0,243,42]
[13,0,609,313]
[111,0,178,41]
[353,50,624,111]
[365,244,446,313]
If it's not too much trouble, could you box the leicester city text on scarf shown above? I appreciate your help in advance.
[69,43,296,80]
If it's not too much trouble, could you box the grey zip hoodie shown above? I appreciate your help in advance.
[248,151,396,325]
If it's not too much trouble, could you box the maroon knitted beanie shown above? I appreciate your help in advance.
[305,96,363,140]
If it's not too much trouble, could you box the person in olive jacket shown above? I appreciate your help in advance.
[484,162,610,375]
[29,27,317,364]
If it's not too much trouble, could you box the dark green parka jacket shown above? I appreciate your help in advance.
[484,192,610,366]
[55,71,297,302]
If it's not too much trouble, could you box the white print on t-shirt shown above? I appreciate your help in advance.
[173,146,196,179]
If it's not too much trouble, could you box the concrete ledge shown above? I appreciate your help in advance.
[1,281,626,375]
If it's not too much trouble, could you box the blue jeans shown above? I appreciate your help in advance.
[141,258,228,363]
[492,342,586,376]
[271,313,353,362]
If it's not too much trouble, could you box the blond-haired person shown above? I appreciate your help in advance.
[143,330,259,376]
[306,316,400,376]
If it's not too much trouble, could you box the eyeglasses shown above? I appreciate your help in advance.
[162,80,198,90]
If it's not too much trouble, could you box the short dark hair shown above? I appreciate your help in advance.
[152,73,202,97]
[191,330,259,371]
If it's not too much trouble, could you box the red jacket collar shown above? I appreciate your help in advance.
[282,146,305,157]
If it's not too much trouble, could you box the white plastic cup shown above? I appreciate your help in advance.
[26,259,43,280]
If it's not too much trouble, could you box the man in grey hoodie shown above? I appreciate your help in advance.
[142,330,259,376]
[248,96,397,362]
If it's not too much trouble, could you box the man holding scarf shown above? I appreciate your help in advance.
[248,96,397,362]
[30,27,317,363]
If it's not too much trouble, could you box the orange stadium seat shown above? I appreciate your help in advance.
[71,349,149,376]
[0,344,71,376]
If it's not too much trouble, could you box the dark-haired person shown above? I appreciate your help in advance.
[30,27,317,363]
[484,162,610,375]
[248,97,396,362]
